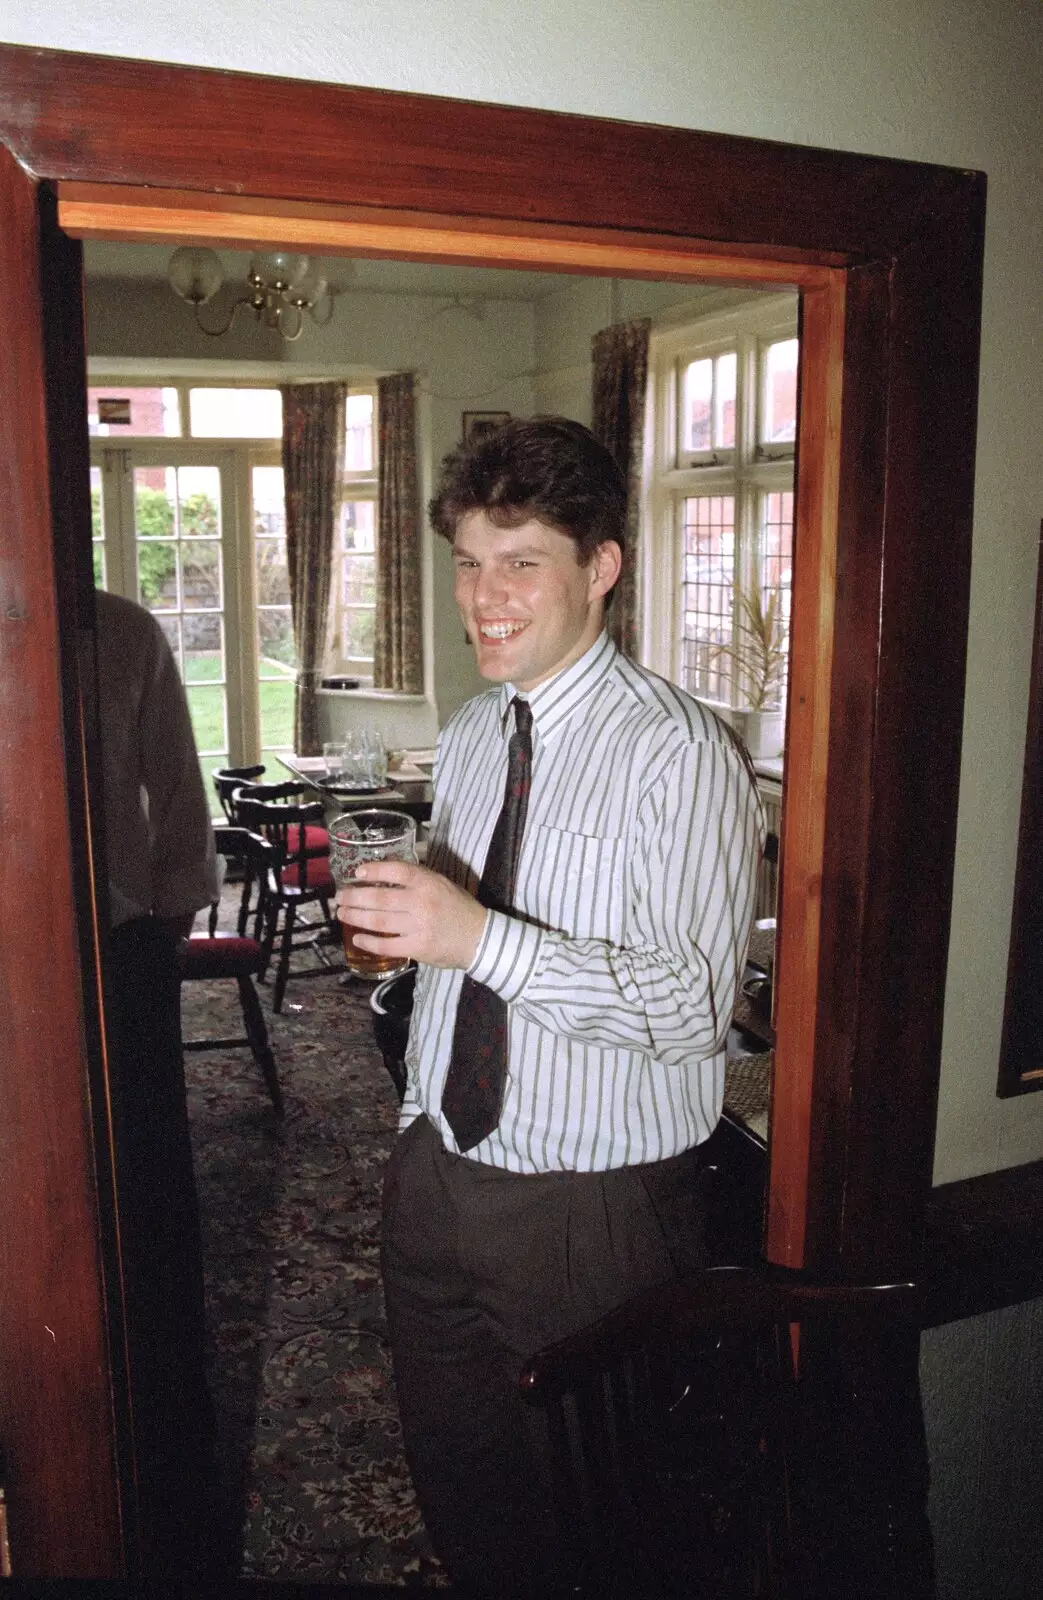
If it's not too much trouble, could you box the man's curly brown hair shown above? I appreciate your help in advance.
[429,416,627,574]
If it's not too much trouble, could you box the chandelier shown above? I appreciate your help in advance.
[167,246,334,341]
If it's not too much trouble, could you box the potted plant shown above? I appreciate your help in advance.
[712,584,787,760]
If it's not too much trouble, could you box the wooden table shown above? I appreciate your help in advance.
[277,752,433,823]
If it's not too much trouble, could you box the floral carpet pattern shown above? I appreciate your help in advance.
[181,904,448,1587]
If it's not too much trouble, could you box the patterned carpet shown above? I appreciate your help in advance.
[181,901,448,1587]
[182,890,771,1584]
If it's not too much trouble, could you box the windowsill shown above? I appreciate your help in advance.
[691,698,786,782]
[317,687,429,702]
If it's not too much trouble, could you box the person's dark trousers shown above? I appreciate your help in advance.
[104,916,217,1578]
[381,1114,712,1599]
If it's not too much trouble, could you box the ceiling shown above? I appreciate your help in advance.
[83,241,573,301]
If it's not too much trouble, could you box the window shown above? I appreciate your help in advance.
[328,390,378,682]
[90,463,106,586]
[252,463,296,757]
[189,387,283,439]
[133,461,228,768]
[89,378,380,781]
[88,385,180,437]
[643,300,798,724]
[87,384,283,440]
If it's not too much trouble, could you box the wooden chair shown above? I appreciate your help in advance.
[211,763,266,822]
[233,777,332,944]
[179,826,283,1113]
[520,1262,928,1600]
[210,766,266,934]
[233,788,340,1013]
[234,778,330,880]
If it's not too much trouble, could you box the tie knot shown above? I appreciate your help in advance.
[511,696,532,738]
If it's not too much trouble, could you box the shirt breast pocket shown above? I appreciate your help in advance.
[519,824,627,944]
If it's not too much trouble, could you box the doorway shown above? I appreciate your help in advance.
[0,46,984,1576]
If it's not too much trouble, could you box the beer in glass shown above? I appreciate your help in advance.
[328,808,417,977]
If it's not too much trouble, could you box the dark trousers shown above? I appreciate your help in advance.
[105,917,215,1577]
[381,1115,711,1598]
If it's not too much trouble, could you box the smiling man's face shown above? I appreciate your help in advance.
[452,512,621,691]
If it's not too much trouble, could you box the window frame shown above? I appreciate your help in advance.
[248,447,296,759]
[327,382,379,683]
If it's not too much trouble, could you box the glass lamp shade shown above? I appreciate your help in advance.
[288,261,329,307]
[168,246,224,306]
[250,251,311,291]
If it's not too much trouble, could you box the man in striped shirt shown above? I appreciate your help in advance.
[337,417,765,1597]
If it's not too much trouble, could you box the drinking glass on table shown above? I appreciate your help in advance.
[328,808,418,977]
[323,740,346,780]
[360,725,388,787]
[340,730,369,786]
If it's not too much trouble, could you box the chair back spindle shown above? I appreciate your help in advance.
[211,764,266,823]
[232,787,339,1013]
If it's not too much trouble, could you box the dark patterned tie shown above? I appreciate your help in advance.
[442,696,533,1151]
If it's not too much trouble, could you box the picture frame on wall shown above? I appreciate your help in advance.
[462,410,511,443]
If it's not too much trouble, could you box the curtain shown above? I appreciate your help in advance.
[591,319,651,658]
[374,372,423,693]
[282,381,347,754]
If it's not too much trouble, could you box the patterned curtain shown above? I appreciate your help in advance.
[374,372,423,692]
[591,319,651,658]
[281,382,347,754]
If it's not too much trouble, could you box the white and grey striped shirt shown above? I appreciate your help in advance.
[402,631,765,1173]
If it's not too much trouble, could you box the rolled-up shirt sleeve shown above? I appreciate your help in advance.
[467,740,763,1065]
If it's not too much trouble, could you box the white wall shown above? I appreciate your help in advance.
[6,0,1043,1184]
[531,278,742,422]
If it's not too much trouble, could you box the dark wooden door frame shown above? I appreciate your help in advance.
[0,44,984,1576]
[998,520,1043,1096]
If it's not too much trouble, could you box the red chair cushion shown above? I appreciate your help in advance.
[183,932,262,979]
[280,860,336,895]
[286,823,329,856]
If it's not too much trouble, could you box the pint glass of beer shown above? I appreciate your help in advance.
[328,808,418,978]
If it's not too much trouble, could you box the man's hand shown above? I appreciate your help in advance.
[336,860,487,970]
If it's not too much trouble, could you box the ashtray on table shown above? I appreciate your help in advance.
[326,783,394,797]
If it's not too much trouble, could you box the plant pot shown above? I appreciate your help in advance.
[732,708,785,761]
